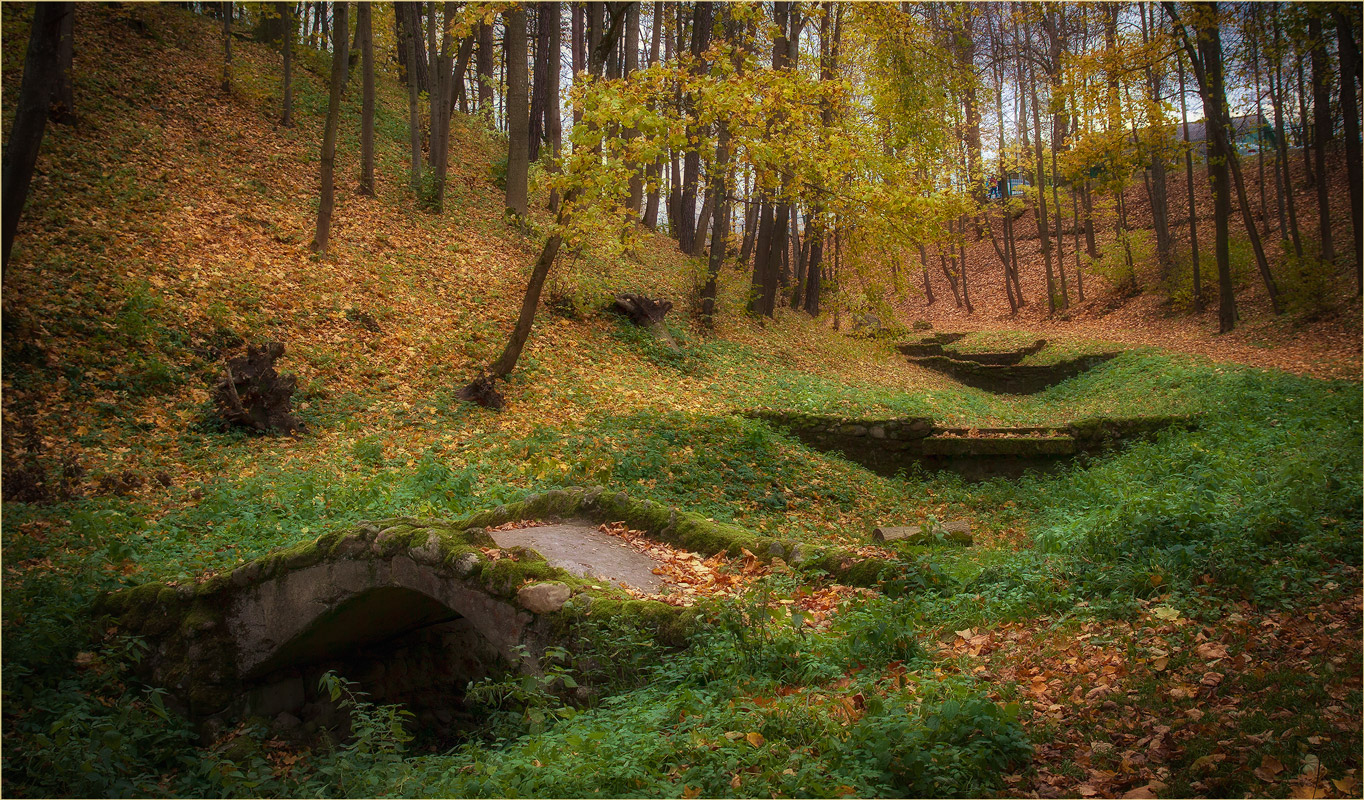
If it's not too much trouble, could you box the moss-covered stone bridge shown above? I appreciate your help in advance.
[97,488,898,740]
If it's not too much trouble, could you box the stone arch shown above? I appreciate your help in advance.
[227,553,532,679]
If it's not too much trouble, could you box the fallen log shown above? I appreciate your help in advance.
[872,519,972,545]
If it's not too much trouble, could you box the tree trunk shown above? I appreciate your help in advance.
[1296,58,1314,189]
[1028,59,1056,314]
[1309,12,1335,264]
[1176,36,1201,308]
[490,190,579,379]
[395,0,428,93]
[528,4,547,162]
[1334,5,1363,290]
[221,2,233,93]
[1168,1,1235,331]
[279,1,295,126]
[311,2,349,254]
[624,2,643,215]
[677,2,713,253]
[52,3,75,123]
[545,1,562,213]
[1270,7,1303,259]
[425,3,458,212]
[320,0,329,50]
[403,2,422,189]
[477,17,495,117]
[700,54,734,327]
[504,5,529,217]
[2,2,71,277]
[918,244,935,305]
[357,3,375,196]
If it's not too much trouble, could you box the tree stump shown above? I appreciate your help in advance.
[610,293,680,353]
[456,374,505,410]
[213,342,303,435]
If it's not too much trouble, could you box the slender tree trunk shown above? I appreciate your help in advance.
[624,2,644,215]
[1334,5,1363,290]
[2,2,71,277]
[477,17,495,117]
[1250,12,1269,229]
[52,3,74,123]
[357,3,375,196]
[1309,12,1334,264]
[221,2,233,93]
[917,244,935,305]
[311,2,349,254]
[1177,38,1202,308]
[1073,186,1085,301]
[1272,6,1304,259]
[740,197,761,265]
[528,4,547,163]
[491,188,581,378]
[1296,59,1315,188]
[677,2,713,252]
[959,220,974,313]
[1081,180,1097,259]
[1028,60,1056,314]
[700,122,733,324]
[279,2,295,126]
[546,1,562,213]
[1168,1,1235,331]
[403,3,422,190]
[504,5,529,217]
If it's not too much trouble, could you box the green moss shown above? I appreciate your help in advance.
[478,556,574,598]
[554,597,699,649]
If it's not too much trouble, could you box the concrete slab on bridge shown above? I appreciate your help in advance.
[491,521,665,593]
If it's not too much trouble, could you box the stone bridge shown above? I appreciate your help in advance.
[96,487,888,741]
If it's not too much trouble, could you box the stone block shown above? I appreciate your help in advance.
[517,582,571,614]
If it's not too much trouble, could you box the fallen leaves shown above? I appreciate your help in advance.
[1254,754,1286,782]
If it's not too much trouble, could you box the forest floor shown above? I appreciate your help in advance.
[1,5,1360,799]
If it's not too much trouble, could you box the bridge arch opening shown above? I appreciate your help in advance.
[242,586,506,747]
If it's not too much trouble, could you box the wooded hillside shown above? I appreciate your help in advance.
[2,4,1359,799]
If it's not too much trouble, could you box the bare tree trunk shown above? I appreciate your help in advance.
[1028,59,1057,314]
[279,1,295,127]
[52,4,74,123]
[1309,12,1335,264]
[403,2,422,190]
[1335,5,1363,290]
[491,189,580,378]
[477,17,495,118]
[221,1,233,93]
[1272,5,1303,258]
[311,2,349,254]
[1177,35,1202,309]
[528,4,548,163]
[1296,58,1315,189]
[624,2,644,215]
[546,1,562,214]
[504,5,529,217]
[357,3,375,196]
[1072,186,1084,301]
[918,244,936,305]
[700,150,732,324]
[2,2,71,277]
[677,2,713,252]
[1167,1,1235,331]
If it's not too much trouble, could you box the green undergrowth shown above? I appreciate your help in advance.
[5,348,1359,796]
